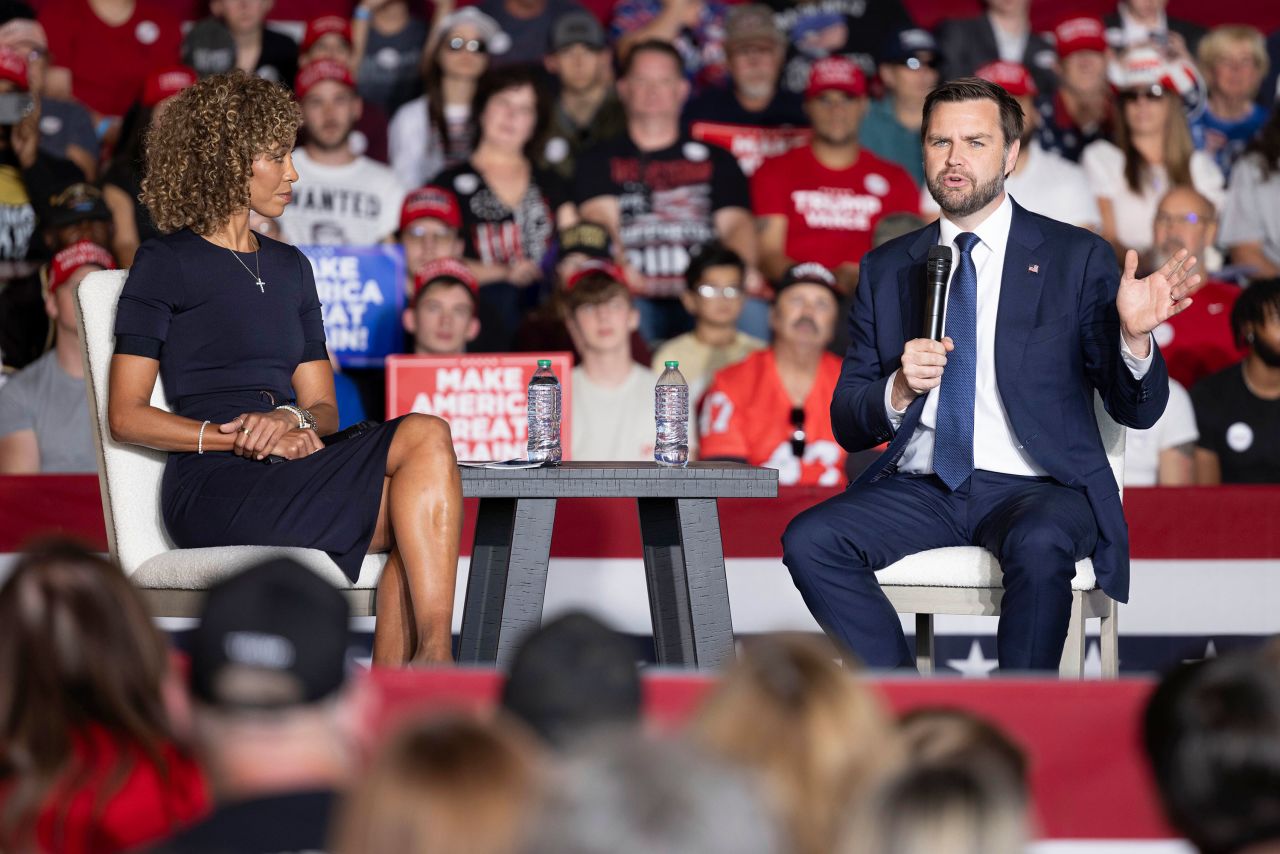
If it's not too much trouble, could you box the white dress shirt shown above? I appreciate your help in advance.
[884,194,1153,478]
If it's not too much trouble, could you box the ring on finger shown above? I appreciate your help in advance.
[241,426,252,435]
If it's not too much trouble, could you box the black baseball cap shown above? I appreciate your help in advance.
[189,557,350,710]
[45,182,111,230]
[775,261,841,299]
[882,27,941,66]
[559,221,613,260]
[550,10,605,52]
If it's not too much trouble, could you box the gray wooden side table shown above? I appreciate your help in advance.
[457,462,778,669]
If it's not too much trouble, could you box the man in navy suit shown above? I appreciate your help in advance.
[782,77,1201,671]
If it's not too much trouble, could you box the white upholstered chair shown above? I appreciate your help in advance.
[875,394,1123,678]
[75,269,386,617]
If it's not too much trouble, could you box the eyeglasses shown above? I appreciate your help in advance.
[695,283,742,299]
[406,224,456,240]
[789,407,807,459]
[1155,211,1212,227]
[447,36,487,54]
[1119,84,1166,103]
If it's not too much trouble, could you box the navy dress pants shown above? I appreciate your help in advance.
[782,470,1099,671]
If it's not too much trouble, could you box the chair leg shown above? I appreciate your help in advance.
[1099,596,1119,679]
[915,613,934,675]
[1059,591,1085,679]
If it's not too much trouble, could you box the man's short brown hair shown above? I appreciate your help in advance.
[565,273,631,313]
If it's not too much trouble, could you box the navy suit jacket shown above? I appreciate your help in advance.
[832,200,1169,602]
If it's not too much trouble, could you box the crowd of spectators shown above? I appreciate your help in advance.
[3,541,1280,853]
[0,0,1277,489]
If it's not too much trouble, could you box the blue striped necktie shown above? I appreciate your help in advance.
[933,232,980,490]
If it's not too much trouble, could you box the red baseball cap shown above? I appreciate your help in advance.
[1053,16,1107,58]
[0,47,28,91]
[400,186,461,232]
[143,66,196,108]
[565,259,627,291]
[805,56,867,100]
[49,240,116,293]
[301,15,353,53]
[975,60,1038,97]
[414,258,479,299]
[295,59,355,99]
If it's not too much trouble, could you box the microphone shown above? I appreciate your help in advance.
[924,244,952,341]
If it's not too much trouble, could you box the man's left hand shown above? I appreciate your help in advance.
[1116,248,1202,357]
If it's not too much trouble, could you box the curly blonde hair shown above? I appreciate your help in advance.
[141,70,301,235]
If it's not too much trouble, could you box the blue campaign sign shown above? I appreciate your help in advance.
[300,244,406,369]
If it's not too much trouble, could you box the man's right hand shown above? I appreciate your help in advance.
[891,337,954,412]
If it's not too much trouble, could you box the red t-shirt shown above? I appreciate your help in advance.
[1155,280,1246,389]
[0,724,210,854]
[41,0,182,117]
[752,145,920,273]
[698,348,846,486]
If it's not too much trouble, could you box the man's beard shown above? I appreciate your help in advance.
[927,168,1005,219]
[1254,336,1280,368]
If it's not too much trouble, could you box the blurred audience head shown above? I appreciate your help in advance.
[399,187,463,280]
[211,0,271,38]
[1230,277,1280,358]
[404,258,480,355]
[0,540,176,845]
[1149,186,1217,270]
[544,10,610,97]
[771,264,841,353]
[300,15,354,65]
[333,713,544,854]
[879,28,941,104]
[0,5,46,95]
[1197,25,1268,107]
[187,557,353,797]
[501,612,640,749]
[564,261,638,357]
[898,707,1030,804]
[555,221,613,285]
[471,65,549,160]
[618,39,689,125]
[43,182,113,252]
[44,240,116,339]
[682,241,747,330]
[722,5,786,104]
[1245,105,1280,177]
[975,61,1039,143]
[842,757,1030,854]
[525,731,783,854]
[804,57,869,148]
[693,633,900,854]
[427,8,501,86]
[1144,650,1280,854]
[1110,49,1197,192]
[1053,17,1110,97]
[297,59,361,155]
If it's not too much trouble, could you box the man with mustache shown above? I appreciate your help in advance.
[698,262,846,486]
[1191,278,1280,484]
[782,77,1193,671]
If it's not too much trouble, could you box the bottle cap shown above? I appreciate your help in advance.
[665,360,679,368]
[537,359,551,368]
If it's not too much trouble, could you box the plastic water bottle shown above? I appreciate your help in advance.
[654,360,689,467]
[527,359,561,465]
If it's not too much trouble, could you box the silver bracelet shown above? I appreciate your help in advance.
[275,404,317,430]
[197,420,210,454]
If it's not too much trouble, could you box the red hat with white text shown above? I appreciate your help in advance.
[805,56,867,99]
[301,16,352,53]
[143,65,197,108]
[295,59,355,99]
[49,240,116,293]
[1053,16,1107,58]
[975,61,1038,97]
[400,186,462,232]
[414,258,479,300]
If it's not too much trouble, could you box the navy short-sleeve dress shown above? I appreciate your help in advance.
[114,229,403,582]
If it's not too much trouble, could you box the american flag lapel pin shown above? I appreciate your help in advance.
[1028,264,1039,274]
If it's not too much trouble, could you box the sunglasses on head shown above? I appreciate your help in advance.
[447,36,486,54]
[789,407,807,459]
[1119,84,1166,103]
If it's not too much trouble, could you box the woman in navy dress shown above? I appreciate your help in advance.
[108,71,461,666]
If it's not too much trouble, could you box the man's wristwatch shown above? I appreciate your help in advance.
[275,404,318,430]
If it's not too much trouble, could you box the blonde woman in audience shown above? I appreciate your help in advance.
[389,8,503,187]
[0,541,208,853]
[691,633,902,854]
[332,714,544,854]
[1082,49,1224,260]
